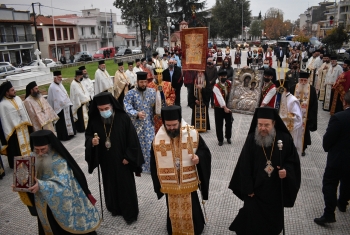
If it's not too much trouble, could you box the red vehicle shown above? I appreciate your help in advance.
[93,47,116,59]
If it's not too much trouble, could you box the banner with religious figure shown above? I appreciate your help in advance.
[227,68,264,115]
[180,27,208,71]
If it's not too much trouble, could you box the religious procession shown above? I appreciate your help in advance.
[1,3,350,235]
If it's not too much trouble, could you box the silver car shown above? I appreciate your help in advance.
[0,65,21,79]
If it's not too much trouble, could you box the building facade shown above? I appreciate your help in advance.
[32,15,80,61]
[0,6,36,65]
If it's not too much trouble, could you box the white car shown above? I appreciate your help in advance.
[132,47,142,54]
[0,65,24,79]
[25,59,58,68]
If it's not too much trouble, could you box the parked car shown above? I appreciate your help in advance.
[93,47,116,59]
[0,62,12,66]
[115,48,132,56]
[74,52,93,62]
[236,41,249,48]
[132,47,142,54]
[23,59,57,68]
[0,65,23,79]
[277,40,296,53]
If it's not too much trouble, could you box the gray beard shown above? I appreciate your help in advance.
[34,147,53,178]
[83,74,89,78]
[254,126,276,147]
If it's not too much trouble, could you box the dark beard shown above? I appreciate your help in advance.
[138,86,146,92]
[32,92,40,98]
[254,126,276,147]
[166,127,180,138]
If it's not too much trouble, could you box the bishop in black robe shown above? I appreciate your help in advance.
[150,106,212,235]
[229,107,301,235]
[85,92,144,224]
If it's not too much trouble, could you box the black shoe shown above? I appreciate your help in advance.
[218,142,223,146]
[126,218,136,225]
[314,215,336,226]
[111,211,121,217]
[227,139,231,144]
[337,201,347,212]
[301,152,306,156]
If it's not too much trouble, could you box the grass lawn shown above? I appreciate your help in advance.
[16,59,129,97]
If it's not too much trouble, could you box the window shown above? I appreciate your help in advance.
[69,28,74,39]
[52,48,57,59]
[91,27,95,35]
[132,40,135,46]
[81,27,84,36]
[36,29,44,41]
[127,40,130,47]
[56,28,62,40]
[49,28,55,41]
[82,44,87,51]
[63,28,68,40]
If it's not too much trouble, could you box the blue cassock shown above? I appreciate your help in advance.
[124,87,156,173]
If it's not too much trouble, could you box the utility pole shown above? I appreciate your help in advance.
[32,3,41,52]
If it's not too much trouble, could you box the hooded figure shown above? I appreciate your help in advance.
[85,92,144,224]
[229,107,301,235]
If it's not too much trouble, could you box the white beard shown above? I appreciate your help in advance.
[34,147,53,178]
[254,127,276,147]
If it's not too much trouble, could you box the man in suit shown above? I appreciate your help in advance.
[276,46,285,67]
[314,90,350,226]
[162,58,183,106]
[258,59,277,84]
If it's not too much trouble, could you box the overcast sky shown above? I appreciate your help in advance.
[2,0,331,22]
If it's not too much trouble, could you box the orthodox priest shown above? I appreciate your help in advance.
[133,58,143,73]
[79,65,95,100]
[23,81,59,133]
[323,56,342,111]
[0,81,32,168]
[150,106,212,235]
[330,59,350,115]
[94,60,113,95]
[189,71,211,132]
[290,71,318,156]
[47,70,76,141]
[124,72,156,173]
[28,130,101,234]
[70,70,91,132]
[125,61,137,88]
[148,68,175,133]
[316,54,330,100]
[275,79,303,156]
[85,92,144,223]
[114,61,131,104]
[229,107,301,235]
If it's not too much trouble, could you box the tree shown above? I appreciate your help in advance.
[113,0,156,51]
[263,7,284,39]
[211,0,251,42]
[168,0,208,28]
[249,20,262,38]
[322,25,350,54]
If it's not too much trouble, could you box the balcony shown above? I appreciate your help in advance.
[79,35,101,41]
[0,34,35,43]
[339,1,350,7]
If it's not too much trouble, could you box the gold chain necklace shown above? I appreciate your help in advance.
[103,112,114,150]
[261,136,276,177]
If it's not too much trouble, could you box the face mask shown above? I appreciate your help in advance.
[264,78,270,83]
[100,109,112,119]
[263,64,269,69]
[224,62,228,65]
[169,64,174,69]
[343,67,348,72]
[292,65,298,69]
[220,78,226,83]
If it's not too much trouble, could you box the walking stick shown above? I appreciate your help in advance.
[277,140,285,235]
[94,133,104,220]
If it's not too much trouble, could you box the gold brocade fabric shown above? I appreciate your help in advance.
[294,84,310,150]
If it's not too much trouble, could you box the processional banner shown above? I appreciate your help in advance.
[180,27,208,71]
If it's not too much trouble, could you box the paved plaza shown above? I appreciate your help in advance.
[1,50,350,234]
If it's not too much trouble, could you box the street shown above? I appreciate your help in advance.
[1,49,350,234]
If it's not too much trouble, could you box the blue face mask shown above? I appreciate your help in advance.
[263,64,269,69]
[100,109,112,119]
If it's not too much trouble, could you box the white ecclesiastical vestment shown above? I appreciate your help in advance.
[47,82,75,135]
[125,69,137,87]
[94,68,113,95]
[316,62,329,101]
[81,75,95,99]
[70,79,90,129]
[160,59,168,70]
[279,92,303,156]
[133,66,143,74]
[323,64,343,110]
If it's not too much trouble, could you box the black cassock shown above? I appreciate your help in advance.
[229,131,301,235]
[189,77,212,131]
[150,135,212,235]
[290,84,318,151]
[85,111,144,222]
[55,107,76,141]
[75,106,85,133]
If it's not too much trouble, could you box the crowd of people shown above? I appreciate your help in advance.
[0,42,349,234]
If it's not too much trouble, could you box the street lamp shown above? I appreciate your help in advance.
[234,0,244,40]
